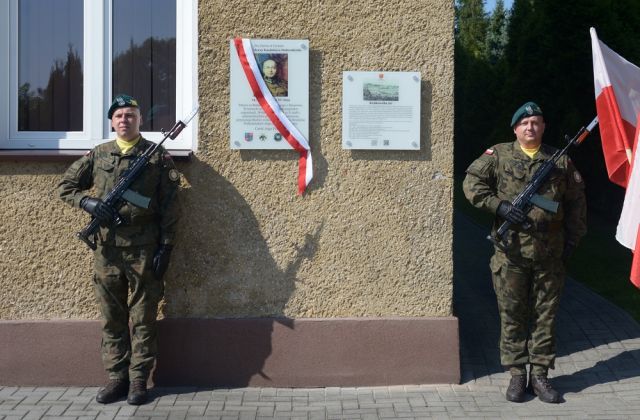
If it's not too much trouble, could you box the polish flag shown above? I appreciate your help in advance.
[590,27,640,187]
[616,120,640,287]
[591,27,640,287]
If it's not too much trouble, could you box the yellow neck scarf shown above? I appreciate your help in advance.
[116,136,141,154]
[520,144,540,159]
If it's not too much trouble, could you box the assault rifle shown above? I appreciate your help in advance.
[488,116,599,248]
[77,107,199,250]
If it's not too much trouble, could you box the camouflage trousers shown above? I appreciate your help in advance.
[490,251,565,374]
[93,244,164,381]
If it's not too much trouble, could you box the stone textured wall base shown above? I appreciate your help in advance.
[0,317,459,386]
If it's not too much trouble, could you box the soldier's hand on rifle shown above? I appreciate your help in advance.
[153,244,173,280]
[80,197,116,223]
[496,201,527,225]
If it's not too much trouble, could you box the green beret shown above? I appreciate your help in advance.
[107,94,139,119]
[510,101,543,127]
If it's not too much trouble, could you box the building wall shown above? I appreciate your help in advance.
[0,0,454,321]
[1,0,457,387]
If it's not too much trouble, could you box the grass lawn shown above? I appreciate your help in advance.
[453,176,640,322]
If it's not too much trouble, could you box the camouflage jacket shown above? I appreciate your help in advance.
[463,140,587,260]
[58,137,180,247]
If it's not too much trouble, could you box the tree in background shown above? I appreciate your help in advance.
[454,0,509,173]
[485,0,509,64]
[456,0,488,60]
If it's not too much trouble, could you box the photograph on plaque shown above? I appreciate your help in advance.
[363,80,399,101]
[230,39,309,150]
[255,53,289,97]
[342,71,421,150]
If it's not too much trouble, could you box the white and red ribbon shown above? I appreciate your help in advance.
[234,38,312,195]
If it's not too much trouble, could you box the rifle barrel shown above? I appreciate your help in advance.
[488,117,598,246]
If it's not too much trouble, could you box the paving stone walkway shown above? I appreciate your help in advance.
[2,212,640,419]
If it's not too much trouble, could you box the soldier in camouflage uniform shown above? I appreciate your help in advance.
[463,102,586,404]
[58,95,180,405]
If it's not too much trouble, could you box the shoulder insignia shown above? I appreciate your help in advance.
[573,171,583,183]
[163,151,175,164]
[484,148,494,155]
[168,168,180,182]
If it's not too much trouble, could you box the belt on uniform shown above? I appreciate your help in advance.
[122,215,156,226]
[511,220,563,233]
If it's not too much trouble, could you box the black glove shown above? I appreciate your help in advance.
[80,197,116,223]
[562,241,576,263]
[153,244,173,280]
[496,200,527,225]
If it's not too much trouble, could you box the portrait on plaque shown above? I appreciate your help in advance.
[342,71,421,150]
[230,39,309,150]
[256,54,289,97]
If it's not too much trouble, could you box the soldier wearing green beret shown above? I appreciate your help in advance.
[463,102,587,404]
[58,94,181,405]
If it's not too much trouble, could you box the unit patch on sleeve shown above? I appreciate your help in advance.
[573,171,583,183]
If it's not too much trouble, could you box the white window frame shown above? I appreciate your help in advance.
[0,0,198,152]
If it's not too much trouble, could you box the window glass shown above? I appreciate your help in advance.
[112,0,176,132]
[18,0,83,131]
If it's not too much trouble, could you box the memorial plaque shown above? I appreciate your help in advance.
[342,71,421,150]
[230,39,309,150]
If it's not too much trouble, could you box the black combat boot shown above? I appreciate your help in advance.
[127,379,148,405]
[96,378,129,404]
[529,375,561,403]
[506,374,527,402]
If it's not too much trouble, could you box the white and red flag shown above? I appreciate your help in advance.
[234,38,312,195]
[590,27,640,186]
[591,27,640,287]
[616,121,640,287]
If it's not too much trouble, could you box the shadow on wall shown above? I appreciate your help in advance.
[154,157,322,386]
[153,50,325,386]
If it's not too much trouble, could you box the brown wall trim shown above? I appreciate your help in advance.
[0,317,459,387]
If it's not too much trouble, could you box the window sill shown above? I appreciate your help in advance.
[0,149,194,161]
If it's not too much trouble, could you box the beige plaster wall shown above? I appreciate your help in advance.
[0,0,454,320]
